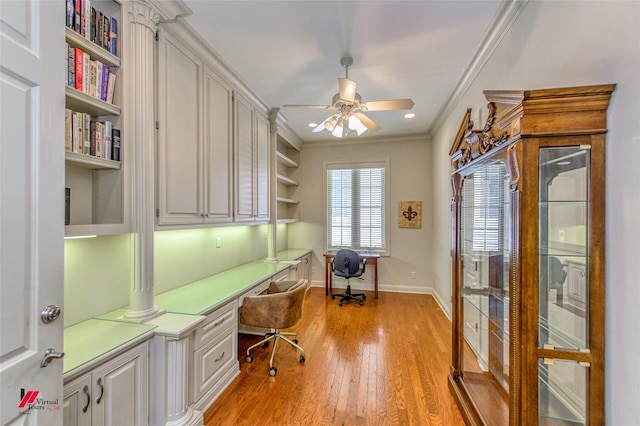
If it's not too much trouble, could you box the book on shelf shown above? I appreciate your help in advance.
[109,17,117,56]
[106,72,116,104]
[73,0,81,32]
[95,121,103,158]
[88,60,95,96]
[103,120,112,160]
[83,113,91,155]
[65,188,71,226]
[111,128,121,162]
[102,15,110,50]
[101,66,109,102]
[66,0,74,28]
[82,51,90,94]
[67,44,75,87]
[65,109,72,152]
[74,48,83,92]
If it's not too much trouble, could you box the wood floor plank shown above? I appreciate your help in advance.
[203,288,465,425]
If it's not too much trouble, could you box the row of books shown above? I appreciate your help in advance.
[66,43,117,104]
[66,0,118,56]
[65,109,121,162]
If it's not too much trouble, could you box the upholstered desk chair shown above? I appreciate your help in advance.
[239,279,308,376]
[331,249,366,306]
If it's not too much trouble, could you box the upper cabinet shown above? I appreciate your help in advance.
[64,0,127,237]
[448,84,615,426]
[234,93,270,223]
[156,29,233,226]
[276,135,301,223]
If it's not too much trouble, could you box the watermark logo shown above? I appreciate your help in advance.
[18,388,60,412]
[18,390,39,409]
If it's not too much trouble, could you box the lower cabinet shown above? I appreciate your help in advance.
[191,300,239,413]
[63,341,150,426]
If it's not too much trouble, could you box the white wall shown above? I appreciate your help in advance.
[288,136,433,294]
[429,1,640,423]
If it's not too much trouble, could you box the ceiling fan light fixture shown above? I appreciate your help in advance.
[324,115,339,132]
[332,121,344,138]
[348,115,368,136]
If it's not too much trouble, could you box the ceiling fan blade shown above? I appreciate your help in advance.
[312,121,326,133]
[282,104,331,109]
[354,112,381,133]
[363,99,414,111]
[338,78,357,102]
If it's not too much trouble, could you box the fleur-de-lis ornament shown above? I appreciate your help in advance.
[403,205,418,222]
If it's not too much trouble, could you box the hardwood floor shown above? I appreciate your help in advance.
[204,287,465,425]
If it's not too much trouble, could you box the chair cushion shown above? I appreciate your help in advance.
[239,279,308,329]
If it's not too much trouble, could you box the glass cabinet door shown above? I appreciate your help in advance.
[460,161,511,425]
[538,146,590,425]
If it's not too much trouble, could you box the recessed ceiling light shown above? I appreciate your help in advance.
[308,122,317,128]
[404,113,415,119]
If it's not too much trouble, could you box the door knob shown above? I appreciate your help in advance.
[40,348,65,368]
[41,305,61,323]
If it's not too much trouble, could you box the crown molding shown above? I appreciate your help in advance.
[428,0,529,137]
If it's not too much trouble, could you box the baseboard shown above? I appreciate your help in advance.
[309,279,453,321]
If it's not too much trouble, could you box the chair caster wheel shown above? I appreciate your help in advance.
[359,300,364,306]
[331,295,335,299]
[338,302,343,306]
[269,367,277,376]
[263,341,270,348]
[363,294,367,299]
[246,354,253,363]
[293,338,298,344]
[300,354,305,363]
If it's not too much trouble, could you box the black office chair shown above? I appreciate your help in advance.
[548,256,567,305]
[331,249,366,306]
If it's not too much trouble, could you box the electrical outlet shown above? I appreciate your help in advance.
[216,237,222,248]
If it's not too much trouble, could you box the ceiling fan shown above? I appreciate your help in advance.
[283,57,414,138]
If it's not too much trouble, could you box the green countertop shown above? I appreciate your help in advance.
[155,249,311,315]
[63,319,156,375]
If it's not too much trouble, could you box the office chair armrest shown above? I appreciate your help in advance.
[361,258,366,273]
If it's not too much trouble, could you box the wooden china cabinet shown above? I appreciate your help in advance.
[448,84,615,425]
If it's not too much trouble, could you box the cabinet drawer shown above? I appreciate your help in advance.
[192,327,236,402]
[194,300,237,350]
[237,278,270,307]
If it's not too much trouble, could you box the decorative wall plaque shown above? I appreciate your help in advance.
[399,201,422,228]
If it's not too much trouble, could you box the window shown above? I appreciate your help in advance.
[326,160,388,252]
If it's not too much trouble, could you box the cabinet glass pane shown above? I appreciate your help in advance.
[538,358,587,425]
[538,147,589,350]
[460,162,510,424]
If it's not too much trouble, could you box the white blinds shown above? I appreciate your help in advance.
[327,162,386,251]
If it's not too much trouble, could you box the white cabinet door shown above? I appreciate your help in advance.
[63,375,92,426]
[156,31,203,225]
[0,1,65,424]
[91,342,149,426]
[255,112,270,220]
[234,94,255,221]
[203,67,233,223]
[234,93,270,222]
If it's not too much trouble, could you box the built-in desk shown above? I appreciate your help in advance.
[64,249,311,426]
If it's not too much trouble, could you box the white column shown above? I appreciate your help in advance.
[266,108,279,262]
[123,0,163,320]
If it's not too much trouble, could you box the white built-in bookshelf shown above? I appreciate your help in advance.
[276,135,301,223]
[64,0,126,237]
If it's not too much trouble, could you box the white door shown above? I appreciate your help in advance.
[1,1,65,425]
